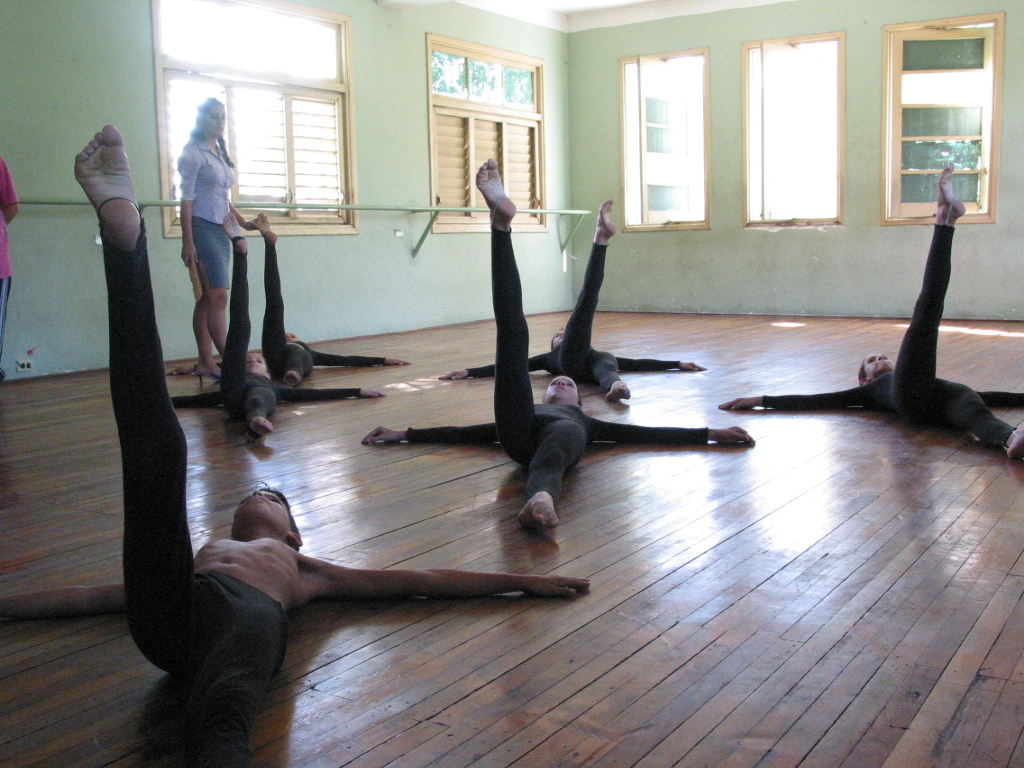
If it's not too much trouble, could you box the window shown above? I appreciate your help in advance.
[427,35,545,232]
[154,0,356,235]
[883,13,1003,225]
[743,32,845,226]
[620,50,709,231]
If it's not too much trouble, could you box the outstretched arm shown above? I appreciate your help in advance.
[0,584,126,619]
[298,559,589,601]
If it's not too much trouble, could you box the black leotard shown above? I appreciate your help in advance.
[760,226,1023,448]
[400,227,708,502]
[259,238,387,380]
[459,242,687,392]
[171,238,365,433]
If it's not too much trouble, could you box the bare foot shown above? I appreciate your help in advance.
[475,159,516,231]
[594,199,616,245]
[74,125,140,250]
[517,491,559,530]
[936,163,965,226]
[283,370,302,387]
[605,380,631,402]
[254,212,277,244]
[1006,429,1024,460]
[247,416,274,440]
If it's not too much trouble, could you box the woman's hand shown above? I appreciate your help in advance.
[181,241,197,268]
[718,396,764,410]
[440,369,470,380]
[708,426,755,444]
[362,426,407,444]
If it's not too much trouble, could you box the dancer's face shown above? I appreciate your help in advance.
[544,375,581,406]
[247,353,270,378]
[551,329,565,350]
[201,105,227,140]
[859,353,894,385]
[231,490,301,549]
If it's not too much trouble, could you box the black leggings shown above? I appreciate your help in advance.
[491,229,586,499]
[890,225,1015,445]
[554,243,622,392]
[103,225,285,766]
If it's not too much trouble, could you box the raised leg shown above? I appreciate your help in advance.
[890,167,960,421]
[220,230,252,418]
[556,200,615,376]
[477,160,534,464]
[256,215,290,381]
[75,125,193,675]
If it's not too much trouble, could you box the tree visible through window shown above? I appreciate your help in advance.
[154,0,355,234]
[744,33,844,226]
[883,14,1003,224]
[427,35,545,233]
[621,50,709,231]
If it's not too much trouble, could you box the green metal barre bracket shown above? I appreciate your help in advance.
[411,211,441,257]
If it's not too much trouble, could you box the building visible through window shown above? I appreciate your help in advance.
[155,0,355,234]
[427,35,545,232]
[621,50,709,231]
[744,33,844,226]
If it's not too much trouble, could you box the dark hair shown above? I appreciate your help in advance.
[191,98,235,168]
[255,483,300,550]
[857,359,868,385]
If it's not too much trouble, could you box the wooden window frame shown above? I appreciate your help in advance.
[619,49,711,233]
[882,13,1003,226]
[742,31,846,228]
[427,34,546,234]
[152,0,357,237]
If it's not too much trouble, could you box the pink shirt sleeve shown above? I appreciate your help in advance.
[0,158,19,208]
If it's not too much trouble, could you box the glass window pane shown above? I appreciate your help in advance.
[901,172,979,202]
[645,97,671,125]
[432,52,467,98]
[648,185,688,211]
[902,106,982,136]
[901,139,981,170]
[903,38,984,71]
[469,59,502,104]
[161,0,338,80]
[646,126,681,154]
[504,67,534,108]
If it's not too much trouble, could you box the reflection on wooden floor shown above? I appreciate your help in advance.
[4,310,1024,768]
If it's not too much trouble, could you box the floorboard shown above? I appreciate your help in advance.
[4,310,1024,767]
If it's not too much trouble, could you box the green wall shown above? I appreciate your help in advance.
[0,0,573,378]
[567,0,1023,320]
[2,0,1021,379]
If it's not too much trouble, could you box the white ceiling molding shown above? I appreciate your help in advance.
[375,0,798,33]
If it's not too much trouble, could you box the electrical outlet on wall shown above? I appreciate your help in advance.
[17,360,32,371]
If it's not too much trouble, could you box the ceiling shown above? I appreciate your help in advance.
[377,0,797,33]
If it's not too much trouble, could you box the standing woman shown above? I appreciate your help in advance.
[172,98,252,380]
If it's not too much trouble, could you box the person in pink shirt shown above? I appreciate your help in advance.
[0,156,19,382]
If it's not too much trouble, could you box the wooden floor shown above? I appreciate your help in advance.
[5,310,1024,768]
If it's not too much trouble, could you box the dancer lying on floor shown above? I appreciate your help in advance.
[365,160,753,531]
[719,164,1024,459]
[171,220,385,440]
[440,200,704,402]
[253,213,408,387]
[32,124,589,768]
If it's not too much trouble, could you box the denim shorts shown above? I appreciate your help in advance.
[192,216,231,289]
